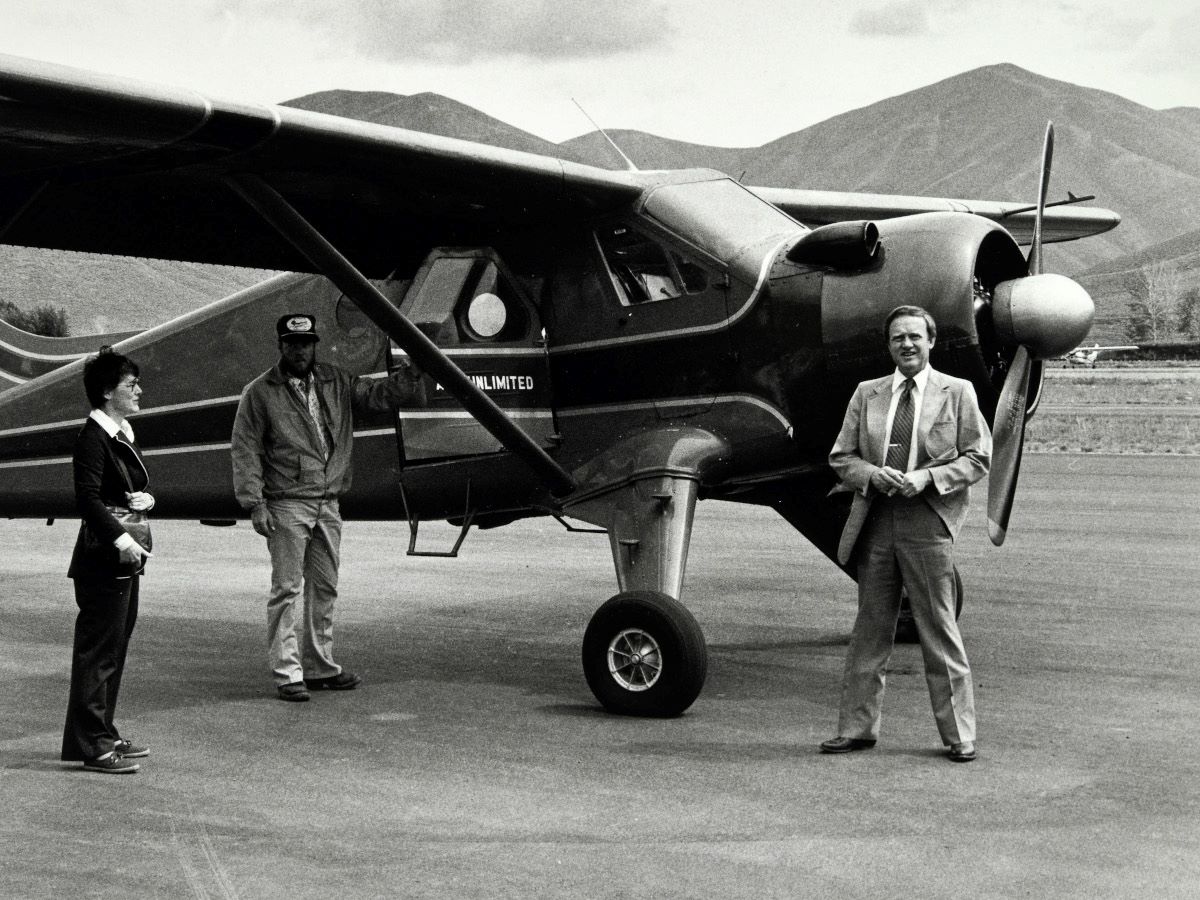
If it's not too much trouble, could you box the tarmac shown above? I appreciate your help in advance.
[1,452,1198,899]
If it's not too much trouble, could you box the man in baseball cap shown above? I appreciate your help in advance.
[232,312,421,701]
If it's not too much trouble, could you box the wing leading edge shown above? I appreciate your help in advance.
[0,54,644,275]
[751,186,1120,245]
[1,54,1118,276]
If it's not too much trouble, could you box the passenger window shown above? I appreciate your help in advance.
[466,292,507,338]
[459,259,528,342]
[596,224,708,305]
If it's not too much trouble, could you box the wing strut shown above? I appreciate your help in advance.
[225,173,577,498]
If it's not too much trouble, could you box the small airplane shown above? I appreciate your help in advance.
[1061,342,1138,367]
[0,54,1117,716]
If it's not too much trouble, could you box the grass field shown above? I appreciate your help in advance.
[1026,413,1199,454]
[1028,367,1200,454]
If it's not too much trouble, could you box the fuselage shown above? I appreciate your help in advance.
[0,170,1025,530]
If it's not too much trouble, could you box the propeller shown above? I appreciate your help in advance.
[986,122,1094,546]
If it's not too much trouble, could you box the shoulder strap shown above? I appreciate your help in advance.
[110,436,137,494]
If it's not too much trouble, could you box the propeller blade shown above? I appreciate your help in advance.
[988,345,1032,546]
[1027,122,1054,276]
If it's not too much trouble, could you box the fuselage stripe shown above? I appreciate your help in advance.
[0,338,93,363]
[0,374,394,439]
[0,428,397,468]
[558,393,791,429]
[398,409,553,420]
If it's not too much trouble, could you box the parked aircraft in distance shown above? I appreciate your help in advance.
[1062,343,1138,367]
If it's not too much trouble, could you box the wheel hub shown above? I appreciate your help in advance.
[607,628,663,692]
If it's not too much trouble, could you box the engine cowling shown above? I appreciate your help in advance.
[814,211,1091,419]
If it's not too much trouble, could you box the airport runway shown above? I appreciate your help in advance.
[1,453,1198,899]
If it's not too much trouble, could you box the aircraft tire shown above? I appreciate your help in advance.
[582,590,707,717]
[894,566,965,644]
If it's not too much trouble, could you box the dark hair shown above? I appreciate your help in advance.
[884,305,937,342]
[83,346,139,409]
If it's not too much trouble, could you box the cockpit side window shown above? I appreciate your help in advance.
[402,251,533,345]
[595,222,709,306]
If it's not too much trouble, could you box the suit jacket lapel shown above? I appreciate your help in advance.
[916,368,949,466]
[864,378,893,466]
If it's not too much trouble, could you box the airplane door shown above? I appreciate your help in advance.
[591,220,732,421]
[391,247,558,462]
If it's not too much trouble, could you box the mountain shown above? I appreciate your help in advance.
[560,131,752,176]
[563,64,1200,275]
[0,247,271,335]
[756,65,1200,272]
[5,64,1199,333]
[281,90,587,162]
[1075,227,1200,342]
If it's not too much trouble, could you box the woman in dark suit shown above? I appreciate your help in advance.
[62,348,154,774]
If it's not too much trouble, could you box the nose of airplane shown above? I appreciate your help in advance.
[991,272,1094,360]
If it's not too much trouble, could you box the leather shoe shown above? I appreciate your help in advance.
[277,681,310,702]
[948,741,977,762]
[820,736,877,754]
[307,671,362,691]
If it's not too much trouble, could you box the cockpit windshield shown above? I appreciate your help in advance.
[642,178,804,261]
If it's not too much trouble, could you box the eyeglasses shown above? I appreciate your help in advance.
[117,378,141,389]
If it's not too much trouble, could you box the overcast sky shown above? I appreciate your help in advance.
[3,0,1197,146]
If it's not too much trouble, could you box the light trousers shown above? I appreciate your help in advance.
[838,494,975,745]
[265,498,344,686]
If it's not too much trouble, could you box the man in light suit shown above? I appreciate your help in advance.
[821,305,991,762]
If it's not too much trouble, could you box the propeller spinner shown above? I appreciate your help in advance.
[985,123,1095,545]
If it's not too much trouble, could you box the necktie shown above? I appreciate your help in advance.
[885,378,915,471]
[293,377,329,458]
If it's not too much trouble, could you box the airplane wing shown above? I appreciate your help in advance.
[750,187,1120,245]
[1,53,1119,276]
[0,54,644,276]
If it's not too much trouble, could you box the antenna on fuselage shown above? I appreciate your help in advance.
[571,98,638,171]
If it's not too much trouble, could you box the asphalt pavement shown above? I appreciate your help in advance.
[1,452,1198,899]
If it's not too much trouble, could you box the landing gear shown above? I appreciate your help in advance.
[894,566,965,644]
[582,591,708,717]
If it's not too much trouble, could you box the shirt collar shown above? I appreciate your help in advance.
[89,408,135,443]
[891,365,931,394]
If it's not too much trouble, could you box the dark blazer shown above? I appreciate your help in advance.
[67,417,150,580]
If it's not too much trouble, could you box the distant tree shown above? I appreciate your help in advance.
[1176,286,1200,341]
[1127,261,1184,342]
[1124,298,1149,342]
[0,299,70,336]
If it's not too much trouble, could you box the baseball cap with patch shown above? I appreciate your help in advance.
[277,313,319,341]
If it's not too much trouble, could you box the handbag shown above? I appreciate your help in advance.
[95,504,153,553]
[83,439,153,555]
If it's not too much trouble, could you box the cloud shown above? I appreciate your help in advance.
[848,0,931,37]
[221,0,674,63]
[1127,7,1200,78]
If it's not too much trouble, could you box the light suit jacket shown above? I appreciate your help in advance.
[829,366,991,565]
